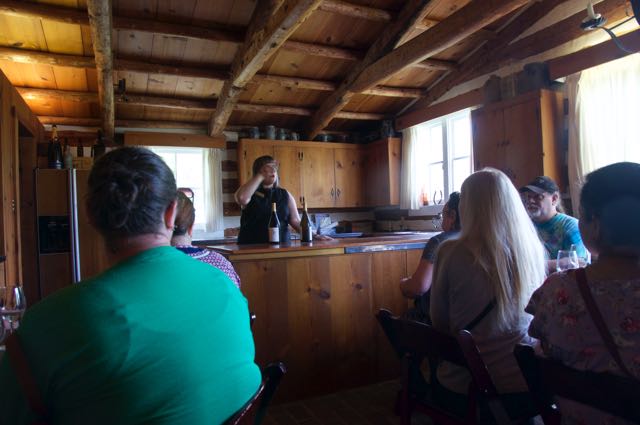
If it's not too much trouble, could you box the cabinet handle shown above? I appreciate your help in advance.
[336,188,341,198]
[331,188,335,198]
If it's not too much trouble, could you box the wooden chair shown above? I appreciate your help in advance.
[376,309,524,425]
[223,362,286,425]
[514,344,640,425]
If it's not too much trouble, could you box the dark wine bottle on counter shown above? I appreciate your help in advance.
[268,202,280,244]
[300,197,313,244]
[47,125,63,169]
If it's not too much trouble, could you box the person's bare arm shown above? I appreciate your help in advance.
[287,192,332,241]
[400,259,435,299]
[287,191,302,233]
[234,162,276,207]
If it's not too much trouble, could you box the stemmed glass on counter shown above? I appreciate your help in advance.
[0,285,27,348]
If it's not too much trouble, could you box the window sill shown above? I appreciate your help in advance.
[407,204,445,217]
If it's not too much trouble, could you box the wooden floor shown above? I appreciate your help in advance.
[263,380,432,425]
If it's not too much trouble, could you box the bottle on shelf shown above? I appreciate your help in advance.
[63,138,73,169]
[300,197,313,244]
[268,202,280,244]
[47,125,63,169]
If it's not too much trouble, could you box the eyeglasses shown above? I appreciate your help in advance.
[521,192,546,202]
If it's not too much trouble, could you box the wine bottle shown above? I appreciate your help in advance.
[268,202,280,244]
[47,125,63,169]
[300,197,313,244]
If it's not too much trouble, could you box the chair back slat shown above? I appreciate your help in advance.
[223,362,286,425]
[514,344,640,424]
[377,309,467,366]
[376,309,518,425]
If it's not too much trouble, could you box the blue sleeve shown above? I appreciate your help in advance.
[563,218,587,258]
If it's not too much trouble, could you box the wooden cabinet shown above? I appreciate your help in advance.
[238,139,366,208]
[472,89,564,190]
[333,147,366,207]
[238,138,398,208]
[365,138,402,206]
[233,248,418,401]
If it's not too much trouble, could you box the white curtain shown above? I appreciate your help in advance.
[567,54,640,214]
[400,125,424,210]
[204,148,224,231]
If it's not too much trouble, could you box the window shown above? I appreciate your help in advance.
[414,109,473,206]
[567,54,640,213]
[148,146,217,233]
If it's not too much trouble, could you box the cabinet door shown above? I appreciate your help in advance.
[503,99,543,188]
[302,147,335,208]
[274,145,303,206]
[238,141,274,185]
[334,147,365,207]
[472,107,504,172]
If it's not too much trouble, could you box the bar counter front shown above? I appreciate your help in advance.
[207,233,435,401]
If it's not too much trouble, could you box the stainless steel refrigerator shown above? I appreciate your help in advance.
[35,169,109,298]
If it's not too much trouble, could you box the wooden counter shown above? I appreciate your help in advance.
[207,234,434,401]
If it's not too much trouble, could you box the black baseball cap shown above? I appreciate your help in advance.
[519,176,559,195]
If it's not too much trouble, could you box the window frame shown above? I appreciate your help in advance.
[408,108,473,217]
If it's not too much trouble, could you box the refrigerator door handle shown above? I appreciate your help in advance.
[69,169,81,283]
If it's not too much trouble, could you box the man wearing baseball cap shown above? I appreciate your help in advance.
[520,176,587,271]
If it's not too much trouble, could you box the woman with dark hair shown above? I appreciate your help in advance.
[172,191,241,288]
[400,192,461,322]
[527,162,640,425]
[235,155,330,244]
[0,147,260,424]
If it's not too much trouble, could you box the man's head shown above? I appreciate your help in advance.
[519,176,562,223]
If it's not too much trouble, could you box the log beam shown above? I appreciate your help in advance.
[349,0,529,95]
[4,47,423,99]
[307,0,444,139]
[0,0,456,72]
[124,132,226,149]
[22,88,384,121]
[208,0,322,136]
[38,116,207,130]
[410,0,560,111]
[86,0,115,142]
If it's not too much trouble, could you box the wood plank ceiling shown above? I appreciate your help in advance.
[0,0,634,138]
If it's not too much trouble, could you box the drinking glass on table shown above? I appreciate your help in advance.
[556,249,579,272]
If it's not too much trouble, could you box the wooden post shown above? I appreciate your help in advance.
[86,0,115,143]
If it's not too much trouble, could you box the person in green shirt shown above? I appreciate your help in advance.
[0,147,261,425]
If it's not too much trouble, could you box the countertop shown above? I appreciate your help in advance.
[206,232,437,260]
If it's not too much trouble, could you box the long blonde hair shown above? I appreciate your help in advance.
[447,168,546,329]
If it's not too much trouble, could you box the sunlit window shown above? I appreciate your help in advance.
[148,147,207,230]
[414,109,473,205]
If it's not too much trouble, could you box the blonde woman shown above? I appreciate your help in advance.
[430,168,546,418]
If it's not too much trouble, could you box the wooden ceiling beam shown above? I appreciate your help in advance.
[38,116,208,130]
[409,0,560,112]
[208,0,323,136]
[478,0,631,77]
[21,87,383,121]
[349,0,530,96]
[4,47,423,99]
[317,0,392,21]
[307,0,432,139]
[86,0,115,142]
[0,0,456,72]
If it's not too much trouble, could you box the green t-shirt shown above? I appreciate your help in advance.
[0,246,261,424]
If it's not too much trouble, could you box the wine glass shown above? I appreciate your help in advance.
[557,250,579,272]
[0,285,7,347]
[6,286,26,331]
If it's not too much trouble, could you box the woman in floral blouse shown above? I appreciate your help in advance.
[527,162,640,425]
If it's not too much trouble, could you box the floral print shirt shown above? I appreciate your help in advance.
[526,270,640,425]
[175,245,241,288]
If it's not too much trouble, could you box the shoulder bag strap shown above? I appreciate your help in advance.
[5,332,50,421]
[464,298,496,331]
[575,268,634,378]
